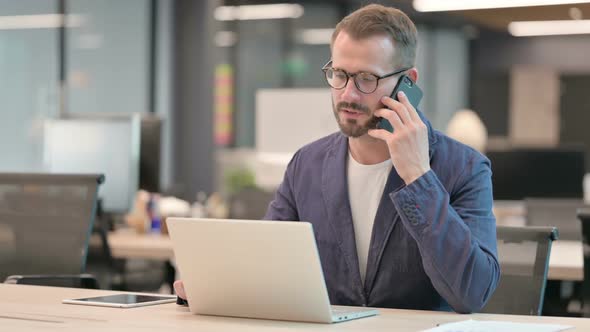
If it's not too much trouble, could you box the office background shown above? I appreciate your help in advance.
[3,0,590,204]
[2,0,590,319]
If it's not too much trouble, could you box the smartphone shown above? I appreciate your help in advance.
[378,74,423,133]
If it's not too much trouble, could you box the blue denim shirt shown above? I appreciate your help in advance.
[264,113,500,313]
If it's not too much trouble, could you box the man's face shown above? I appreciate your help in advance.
[330,31,400,138]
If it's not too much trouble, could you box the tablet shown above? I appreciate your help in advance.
[62,294,177,308]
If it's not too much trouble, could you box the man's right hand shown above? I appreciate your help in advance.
[174,280,187,300]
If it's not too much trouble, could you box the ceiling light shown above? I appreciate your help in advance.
[0,14,83,30]
[413,0,590,12]
[215,4,304,21]
[509,19,590,36]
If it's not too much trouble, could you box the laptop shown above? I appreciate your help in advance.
[166,218,378,323]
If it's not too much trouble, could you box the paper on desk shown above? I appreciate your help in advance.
[422,319,573,332]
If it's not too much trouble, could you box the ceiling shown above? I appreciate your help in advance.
[226,1,590,33]
[444,4,590,30]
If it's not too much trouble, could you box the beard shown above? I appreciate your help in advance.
[332,101,380,138]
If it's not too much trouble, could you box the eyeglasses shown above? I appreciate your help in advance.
[321,60,410,94]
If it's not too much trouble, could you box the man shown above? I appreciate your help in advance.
[176,4,499,313]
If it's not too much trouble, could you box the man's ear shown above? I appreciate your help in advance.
[407,68,419,83]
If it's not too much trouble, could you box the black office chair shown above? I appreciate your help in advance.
[577,208,590,317]
[481,226,558,315]
[4,274,100,289]
[228,187,274,220]
[0,173,103,287]
[85,199,169,292]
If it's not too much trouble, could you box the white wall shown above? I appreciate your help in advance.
[256,88,337,154]
[254,88,338,189]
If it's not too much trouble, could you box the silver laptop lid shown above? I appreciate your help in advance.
[167,218,335,323]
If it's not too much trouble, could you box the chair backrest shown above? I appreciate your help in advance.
[0,173,103,282]
[481,225,558,315]
[4,274,100,289]
[577,208,590,316]
[525,198,585,240]
[228,187,274,220]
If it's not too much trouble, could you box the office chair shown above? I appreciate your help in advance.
[228,187,274,220]
[578,208,590,317]
[4,274,99,289]
[524,198,587,316]
[0,173,103,286]
[481,225,558,315]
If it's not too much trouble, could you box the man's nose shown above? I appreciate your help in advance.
[340,78,361,101]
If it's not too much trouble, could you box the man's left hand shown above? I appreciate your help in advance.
[368,91,430,185]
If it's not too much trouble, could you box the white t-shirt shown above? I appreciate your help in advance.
[347,152,392,285]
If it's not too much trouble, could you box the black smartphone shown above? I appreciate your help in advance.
[378,74,423,133]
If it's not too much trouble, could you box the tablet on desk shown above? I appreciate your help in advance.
[62,294,177,308]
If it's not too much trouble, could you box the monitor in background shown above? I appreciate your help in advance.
[139,115,162,193]
[486,147,586,201]
[43,115,141,213]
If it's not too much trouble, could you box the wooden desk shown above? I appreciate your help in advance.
[105,230,173,261]
[93,229,585,281]
[90,229,173,261]
[548,240,584,281]
[2,284,590,331]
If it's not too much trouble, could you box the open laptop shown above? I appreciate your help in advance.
[166,218,378,323]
